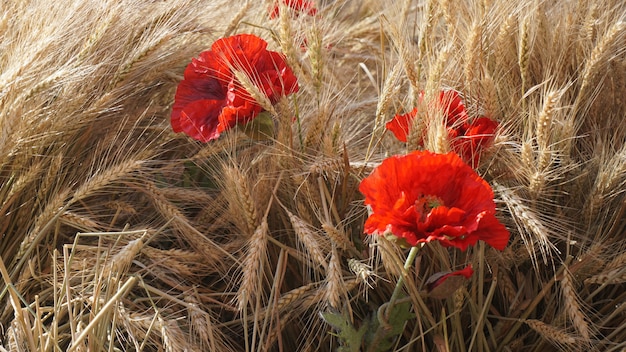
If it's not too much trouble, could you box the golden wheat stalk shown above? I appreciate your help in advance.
[585,267,626,285]
[286,209,329,271]
[71,160,143,203]
[101,232,147,279]
[561,268,591,341]
[525,319,576,345]
[577,21,625,105]
[222,165,259,235]
[185,289,218,351]
[325,245,344,308]
[236,219,269,311]
[494,182,556,266]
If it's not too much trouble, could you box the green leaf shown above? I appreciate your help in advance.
[364,298,415,352]
[320,311,366,352]
[239,111,274,141]
[387,299,414,336]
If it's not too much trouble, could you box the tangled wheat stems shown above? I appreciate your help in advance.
[0,0,625,351]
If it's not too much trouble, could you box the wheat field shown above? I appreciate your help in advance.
[1,0,625,351]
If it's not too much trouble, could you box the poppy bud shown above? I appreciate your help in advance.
[425,265,474,299]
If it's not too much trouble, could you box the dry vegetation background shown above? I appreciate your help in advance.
[1,0,626,351]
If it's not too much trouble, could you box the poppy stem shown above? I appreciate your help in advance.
[385,245,420,319]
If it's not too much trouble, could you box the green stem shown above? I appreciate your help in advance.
[385,245,420,319]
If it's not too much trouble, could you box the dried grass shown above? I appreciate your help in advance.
[1,0,626,350]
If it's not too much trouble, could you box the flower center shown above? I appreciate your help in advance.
[415,194,444,220]
[425,195,444,210]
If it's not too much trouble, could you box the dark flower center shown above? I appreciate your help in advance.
[415,194,444,220]
[199,78,226,100]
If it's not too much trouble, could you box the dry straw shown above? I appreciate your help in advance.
[3,0,626,350]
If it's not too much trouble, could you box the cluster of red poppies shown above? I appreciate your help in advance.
[366,94,506,285]
[170,0,509,288]
[385,90,499,167]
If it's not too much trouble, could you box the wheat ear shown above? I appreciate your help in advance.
[348,258,377,289]
[518,18,530,96]
[232,69,277,117]
[16,189,70,265]
[185,289,217,351]
[464,21,483,92]
[143,181,238,266]
[102,232,147,279]
[322,222,355,252]
[577,21,625,105]
[307,25,324,94]
[71,160,143,203]
[375,62,402,127]
[237,219,269,311]
[303,106,331,150]
[585,267,626,285]
[278,6,308,86]
[536,90,562,169]
[223,0,250,37]
[325,245,344,309]
[222,165,259,235]
[561,268,591,341]
[494,182,554,266]
[525,319,576,345]
[585,145,626,220]
[387,16,420,94]
[481,74,500,119]
[286,209,328,271]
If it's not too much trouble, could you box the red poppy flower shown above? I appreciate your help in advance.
[359,151,509,251]
[171,34,299,142]
[385,107,417,143]
[425,265,474,299]
[439,90,469,126]
[385,90,469,143]
[451,117,499,167]
[270,0,318,19]
[385,90,497,166]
